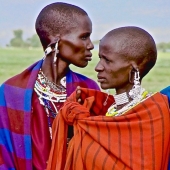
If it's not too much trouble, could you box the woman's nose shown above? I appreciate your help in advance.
[95,62,104,72]
[87,39,94,50]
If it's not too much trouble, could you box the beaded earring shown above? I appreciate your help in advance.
[43,40,59,63]
[129,70,141,99]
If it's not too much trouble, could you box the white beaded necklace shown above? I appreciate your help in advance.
[34,69,67,139]
[106,87,151,117]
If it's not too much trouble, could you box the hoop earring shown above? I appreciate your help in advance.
[129,70,141,99]
[103,89,110,106]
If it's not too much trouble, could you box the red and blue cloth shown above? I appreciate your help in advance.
[0,59,100,170]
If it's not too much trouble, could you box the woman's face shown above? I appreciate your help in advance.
[58,15,94,68]
[95,36,132,93]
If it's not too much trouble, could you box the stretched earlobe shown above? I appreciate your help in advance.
[129,69,141,99]
[129,61,139,84]
[44,46,53,56]
[129,69,134,84]
[47,36,60,47]
[53,40,59,65]
[43,37,60,61]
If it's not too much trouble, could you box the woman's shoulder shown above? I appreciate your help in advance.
[160,86,170,94]
[68,69,100,90]
[160,86,170,105]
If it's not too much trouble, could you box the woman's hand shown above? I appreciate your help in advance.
[76,86,81,103]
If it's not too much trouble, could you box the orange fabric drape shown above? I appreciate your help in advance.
[47,88,170,170]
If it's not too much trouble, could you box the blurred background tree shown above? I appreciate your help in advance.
[9,29,41,48]
[10,29,25,47]
[157,42,170,52]
[8,29,170,52]
[26,34,41,48]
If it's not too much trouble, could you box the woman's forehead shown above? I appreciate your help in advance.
[77,15,92,28]
[99,38,116,53]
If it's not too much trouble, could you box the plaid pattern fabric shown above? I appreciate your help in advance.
[0,60,100,170]
[47,88,170,170]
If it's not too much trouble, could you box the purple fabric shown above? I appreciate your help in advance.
[0,59,100,169]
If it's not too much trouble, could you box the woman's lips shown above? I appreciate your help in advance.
[85,54,92,61]
[97,76,106,82]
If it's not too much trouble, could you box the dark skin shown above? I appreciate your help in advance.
[41,15,94,85]
[76,34,144,110]
[95,35,138,94]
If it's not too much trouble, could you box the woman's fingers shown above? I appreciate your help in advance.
[76,86,81,103]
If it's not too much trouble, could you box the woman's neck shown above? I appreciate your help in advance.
[114,91,132,110]
[41,54,69,84]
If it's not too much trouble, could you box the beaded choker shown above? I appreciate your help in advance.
[106,87,151,117]
[34,69,67,139]
[114,92,129,105]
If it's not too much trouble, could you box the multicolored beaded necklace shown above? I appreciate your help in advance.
[34,69,67,139]
[106,87,152,117]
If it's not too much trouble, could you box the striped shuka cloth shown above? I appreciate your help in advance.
[161,86,170,170]
[0,60,100,170]
[47,88,170,170]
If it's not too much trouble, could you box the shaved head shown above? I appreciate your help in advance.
[35,2,88,48]
[102,26,157,78]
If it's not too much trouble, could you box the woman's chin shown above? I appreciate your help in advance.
[100,84,110,90]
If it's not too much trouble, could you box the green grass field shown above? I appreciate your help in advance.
[0,47,170,92]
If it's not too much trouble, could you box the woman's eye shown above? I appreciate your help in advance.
[99,56,110,63]
[104,57,110,63]
[81,36,87,40]
[81,33,90,40]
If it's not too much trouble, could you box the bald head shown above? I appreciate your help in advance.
[35,2,88,48]
[101,26,157,78]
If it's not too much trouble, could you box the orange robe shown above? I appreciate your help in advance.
[47,88,170,170]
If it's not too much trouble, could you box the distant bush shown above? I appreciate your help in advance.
[9,29,41,48]
[157,42,170,52]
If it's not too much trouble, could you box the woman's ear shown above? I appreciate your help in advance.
[129,62,139,84]
[131,61,138,71]
[48,35,60,47]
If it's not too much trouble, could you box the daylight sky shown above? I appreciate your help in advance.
[0,0,170,46]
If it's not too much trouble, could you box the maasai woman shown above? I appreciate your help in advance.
[0,2,100,170]
[47,26,170,170]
